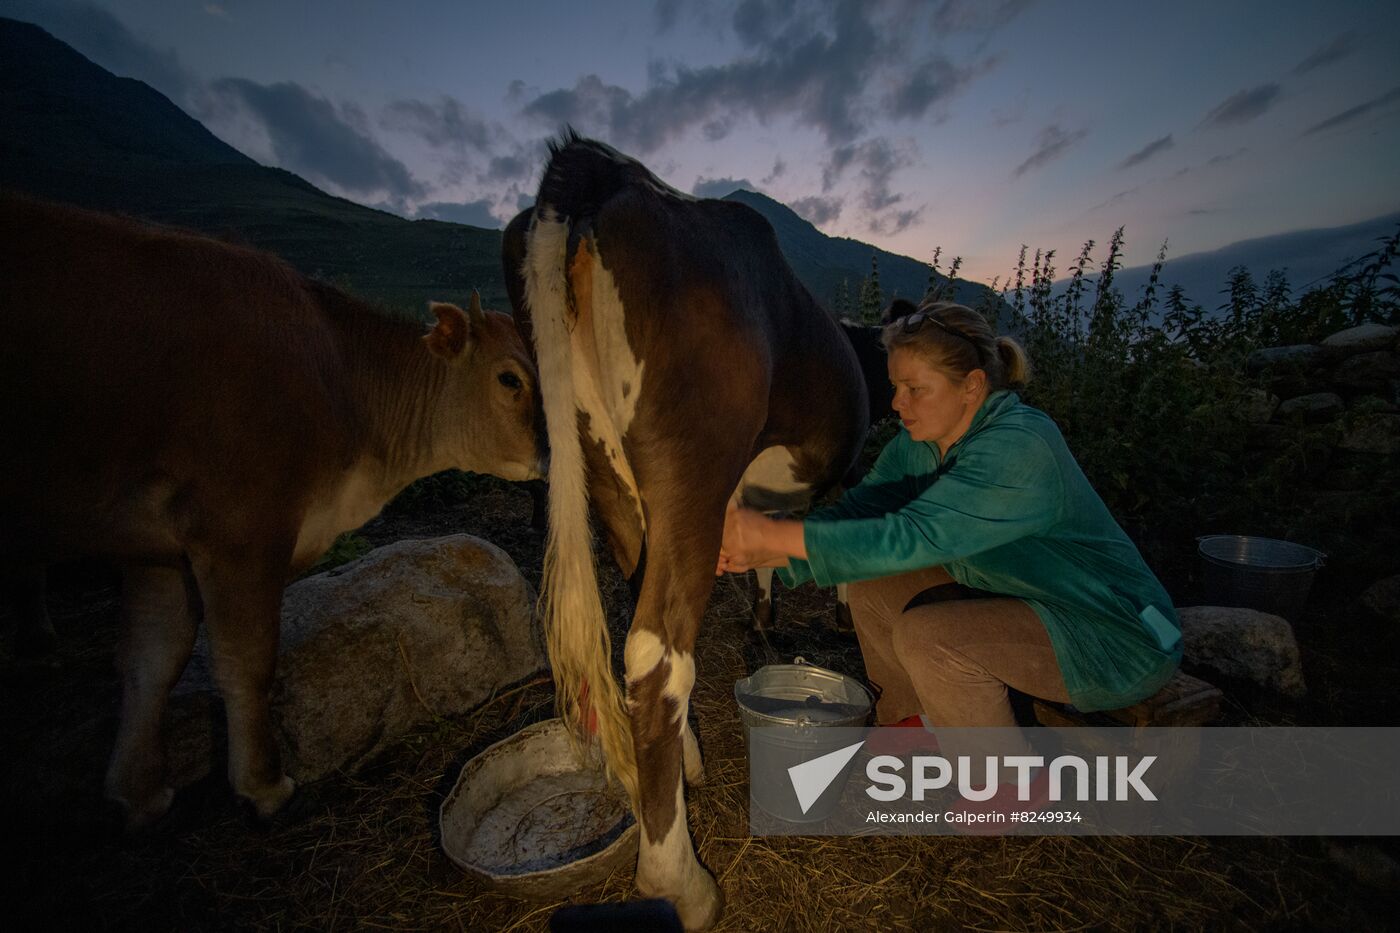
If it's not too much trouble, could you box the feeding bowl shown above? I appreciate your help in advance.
[439,718,637,899]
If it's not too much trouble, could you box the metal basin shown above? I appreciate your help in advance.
[439,718,637,899]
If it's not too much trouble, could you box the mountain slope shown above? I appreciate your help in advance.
[723,189,997,316]
[1061,212,1400,310]
[0,17,505,315]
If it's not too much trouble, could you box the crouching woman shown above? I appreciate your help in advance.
[718,300,1182,754]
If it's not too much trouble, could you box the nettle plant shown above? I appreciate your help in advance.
[975,225,1398,576]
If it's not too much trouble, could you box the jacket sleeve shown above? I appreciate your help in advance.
[777,433,913,587]
[799,427,1064,588]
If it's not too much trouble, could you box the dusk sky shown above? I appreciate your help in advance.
[8,0,1400,282]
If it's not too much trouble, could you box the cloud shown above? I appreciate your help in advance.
[381,96,495,150]
[203,3,230,19]
[1301,86,1400,136]
[763,157,787,183]
[207,78,425,201]
[1206,147,1248,165]
[5,0,194,104]
[521,0,891,150]
[1013,123,1088,177]
[868,207,921,236]
[1090,186,1143,213]
[1293,31,1359,76]
[692,175,755,197]
[1118,133,1174,170]
[885,54,989,120]
[486,153,532,182]
[932,0,1035,33]
[791,195,843,226]
[1187,208,1220,216]
[654,0,684,32]
[413,199,501,228]
[822,136,916,211]
[1200,84,1281,128]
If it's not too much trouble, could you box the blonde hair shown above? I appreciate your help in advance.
[881,299,1031,390]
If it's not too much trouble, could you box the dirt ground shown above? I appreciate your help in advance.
[3,474,1398,932]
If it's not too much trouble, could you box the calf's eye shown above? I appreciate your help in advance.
[498,371,523,391]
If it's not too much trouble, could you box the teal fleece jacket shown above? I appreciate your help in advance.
[779,390,1182,712]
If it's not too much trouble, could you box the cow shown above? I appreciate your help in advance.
[750,317,895,633]
[503,133,869,930]
[0,194,545,831]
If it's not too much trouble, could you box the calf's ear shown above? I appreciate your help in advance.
[423,301,473,359]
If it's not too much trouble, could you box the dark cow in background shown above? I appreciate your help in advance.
[0,194,544,830]
[505,134,869,930]
[751,317,896,632]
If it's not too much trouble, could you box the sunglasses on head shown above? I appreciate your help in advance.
[897,309,977,346]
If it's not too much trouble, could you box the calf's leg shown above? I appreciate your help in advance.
[189,547,296,820]
[104,563,199,830]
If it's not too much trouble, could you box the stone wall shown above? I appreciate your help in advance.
[1243,323,1399,533]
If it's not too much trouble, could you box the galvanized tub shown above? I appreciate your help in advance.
[734,658,873,822]
[439,718,637,899]
[1198,535,1326,623]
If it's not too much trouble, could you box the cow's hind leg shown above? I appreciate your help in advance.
[189,547,296,820]
[626,520,722,930]
[752,567,775,632]
[104,563,199,831]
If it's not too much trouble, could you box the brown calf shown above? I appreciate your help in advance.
[0,194,544,830]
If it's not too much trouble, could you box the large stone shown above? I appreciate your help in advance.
[1246,344,1331,375]
[1177,606,1307,699]
[1360,575,1400,625]
[1321,322,1400,355]
[1275,392,1343,423]
[1338,412,1400,454]
[170,534,545,785]
[1332,351,1400,393]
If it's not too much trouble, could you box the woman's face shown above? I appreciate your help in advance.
[888,347,986,453]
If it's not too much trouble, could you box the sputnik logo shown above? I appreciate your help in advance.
[787,741,866,814]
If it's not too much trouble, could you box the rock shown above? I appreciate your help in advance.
[1319,449,1388,491]
[1245,423,1292,451]
[170,535,545,785]
[1275,392,1344,424]
[1337,412,1400,454]
[1360,575,1400,624]
[1332,351,1400,393]
[1240,388,1279,424]
[1349,394,1400,414]
[1177,606,1307,699]
[1246,344,1331,375]
[1321,323,1400,355]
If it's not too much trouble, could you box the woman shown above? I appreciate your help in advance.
[718,300,1182,762]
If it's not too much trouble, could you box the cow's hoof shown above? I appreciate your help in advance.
[239,778,312,831]
[834,604,855,633]
[672,870,723,931]
[108,785,176,836]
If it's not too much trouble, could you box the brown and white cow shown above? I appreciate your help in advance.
[0,194,544,830]
[751,318,896,632]
[504,134,869,930]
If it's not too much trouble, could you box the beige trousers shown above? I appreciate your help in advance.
[847,565,1072,729]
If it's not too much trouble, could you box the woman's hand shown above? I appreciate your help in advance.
[716,504,791,575]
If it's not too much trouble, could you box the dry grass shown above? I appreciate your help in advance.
[2,477,1396,931]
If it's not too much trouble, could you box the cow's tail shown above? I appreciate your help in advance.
[522,204,640,811]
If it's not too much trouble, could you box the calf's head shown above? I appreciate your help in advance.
[424,292,545,482]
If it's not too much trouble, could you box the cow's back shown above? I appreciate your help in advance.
[0,195,351,559]
[583,186,868,495]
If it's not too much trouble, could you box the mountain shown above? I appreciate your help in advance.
[1066,212,1400,311]
[0,17,505,314]
[722,189,997,316]
[0,16,994,321]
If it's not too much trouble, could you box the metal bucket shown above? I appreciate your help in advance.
[734,658,873,822]
[1198,535,1326,623]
